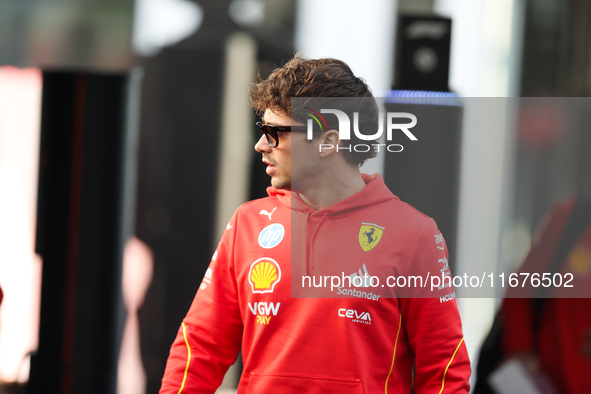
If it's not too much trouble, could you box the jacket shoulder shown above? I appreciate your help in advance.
[235,196,282,216]
[382,197,435,230]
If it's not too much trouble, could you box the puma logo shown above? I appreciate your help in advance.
[259,207,277,220]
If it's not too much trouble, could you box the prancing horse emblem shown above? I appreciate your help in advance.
[358,223,385,252]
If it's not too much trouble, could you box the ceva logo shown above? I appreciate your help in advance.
[303,107,418,153]
[338,308,372,325]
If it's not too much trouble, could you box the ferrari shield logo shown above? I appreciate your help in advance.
[358,223,385,252]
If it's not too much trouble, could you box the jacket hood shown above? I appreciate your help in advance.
[267,173,398,275]
[266,173,398,215]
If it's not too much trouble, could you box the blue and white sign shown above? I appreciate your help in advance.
[258,223,285,249]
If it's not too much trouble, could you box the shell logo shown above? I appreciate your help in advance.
[248,257,281,294]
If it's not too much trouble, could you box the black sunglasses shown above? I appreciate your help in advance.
[255,122,307,148]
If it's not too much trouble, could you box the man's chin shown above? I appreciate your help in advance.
[271,177,291,190]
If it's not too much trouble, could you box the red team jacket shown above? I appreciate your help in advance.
[160,174,470,393]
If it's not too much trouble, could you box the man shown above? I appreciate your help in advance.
[160,55,470,393]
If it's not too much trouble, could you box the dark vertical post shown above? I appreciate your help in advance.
[30,70,141,394]
[383,100,463,271]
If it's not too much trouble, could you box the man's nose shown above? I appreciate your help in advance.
[255,134,271,153]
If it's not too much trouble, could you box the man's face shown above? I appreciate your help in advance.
[255,109,295,189]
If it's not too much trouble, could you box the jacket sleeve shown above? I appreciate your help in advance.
[400,218,471,393]
[160,209,243,394]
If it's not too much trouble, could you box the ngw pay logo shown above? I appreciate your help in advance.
[249,302,280,325]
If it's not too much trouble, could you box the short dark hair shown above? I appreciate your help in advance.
[249,54,379,166]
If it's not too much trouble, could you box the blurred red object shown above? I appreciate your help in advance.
[518,101,565,153]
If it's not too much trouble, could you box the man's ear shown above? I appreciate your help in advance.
[318,129,340,158]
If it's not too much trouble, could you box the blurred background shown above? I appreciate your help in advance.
[0,0,590,393]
